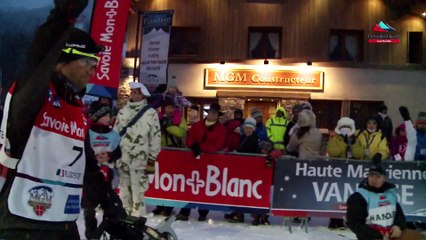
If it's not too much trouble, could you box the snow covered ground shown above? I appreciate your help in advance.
[76,206,358,240]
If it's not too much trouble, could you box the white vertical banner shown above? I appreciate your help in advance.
[139,10,174,85]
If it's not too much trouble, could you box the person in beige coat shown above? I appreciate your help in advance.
[286,109,322,159]
[113,82,161,217]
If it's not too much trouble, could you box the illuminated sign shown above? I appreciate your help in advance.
[368,21,400,44]
[204,68,324,91]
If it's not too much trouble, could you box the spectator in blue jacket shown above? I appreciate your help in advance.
[250,108,268,141]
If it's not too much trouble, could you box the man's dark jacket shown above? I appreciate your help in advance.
[346,179,406,240]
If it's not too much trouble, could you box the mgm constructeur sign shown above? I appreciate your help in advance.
[204,68,324,91]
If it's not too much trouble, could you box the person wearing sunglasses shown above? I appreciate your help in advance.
[0,2,126,239]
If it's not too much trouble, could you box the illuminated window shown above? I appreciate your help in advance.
[248,27,282,59]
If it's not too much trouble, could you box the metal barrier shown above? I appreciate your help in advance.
[143,148,426,232]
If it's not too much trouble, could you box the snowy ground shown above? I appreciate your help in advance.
[76,205,358,240]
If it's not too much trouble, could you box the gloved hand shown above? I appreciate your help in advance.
[102,188,127,221]
[190,105,200,111]
[399,106,411,121]
[144,158,156,175]
[372,153,382,162]
[343,135,349,144]
[265,156,273,168]
[190,143,201,158]
[343,135,355,145]
[160,118,172,129]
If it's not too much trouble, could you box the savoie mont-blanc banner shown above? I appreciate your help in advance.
[88,0,131,99]
[139,11,173,85]
[272,158,426,221]
[145,149,273,213]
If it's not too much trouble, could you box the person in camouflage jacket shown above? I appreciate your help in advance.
[113,82,161,217]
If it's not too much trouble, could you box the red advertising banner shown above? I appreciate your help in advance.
[88,0,131,98]
[145,149,273,211]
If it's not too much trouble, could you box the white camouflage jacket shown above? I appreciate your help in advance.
[113,99,161,170]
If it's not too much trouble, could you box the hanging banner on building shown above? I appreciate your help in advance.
[204,68,324,91]
[139,10,174,85]
[145,149,273,212]
[271,158,426,221]
[87,0,131,99]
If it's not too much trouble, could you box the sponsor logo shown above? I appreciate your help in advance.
[96,135,108,140]
[337,204,347,210]
[64,195,80,214]
[52,95,61,108]
[28,186,54,216]
[373,21,396,32]
[40,112,85,138]
[56,168,82,180]
[147,74,159,83]
[368,21,400,44]
[93,143,109,147]
[150,162,263,199]
[65,43,86,49]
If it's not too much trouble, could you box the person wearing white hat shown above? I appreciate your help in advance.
[128,81,151,97]
[327,117,358,159]
[113,81,161,217]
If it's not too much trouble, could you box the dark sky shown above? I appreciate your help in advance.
[2,0,52,10]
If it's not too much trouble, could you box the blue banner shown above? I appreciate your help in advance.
[271,157,426,221]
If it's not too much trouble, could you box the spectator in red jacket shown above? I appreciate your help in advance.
[186,103,226,158]
[224,120,242,152]
[176,103,226,221]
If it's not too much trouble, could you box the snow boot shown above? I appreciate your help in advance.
[228,213,244,223]
[260,215,270,225]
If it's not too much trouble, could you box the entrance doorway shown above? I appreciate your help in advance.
[244,99,277,123]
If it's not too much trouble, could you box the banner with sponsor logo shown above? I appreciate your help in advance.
[139,11,173,86]
[271,158,426,221]
[145,149,273,213]
[88,0,131,99]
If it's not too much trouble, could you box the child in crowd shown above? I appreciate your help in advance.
[149,82,198,126]
[165,85,192,110]
[390,124,408,161]
[164,85,197,126]
[83,101,122,239]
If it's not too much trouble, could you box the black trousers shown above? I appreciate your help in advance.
[179,208,209,217]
